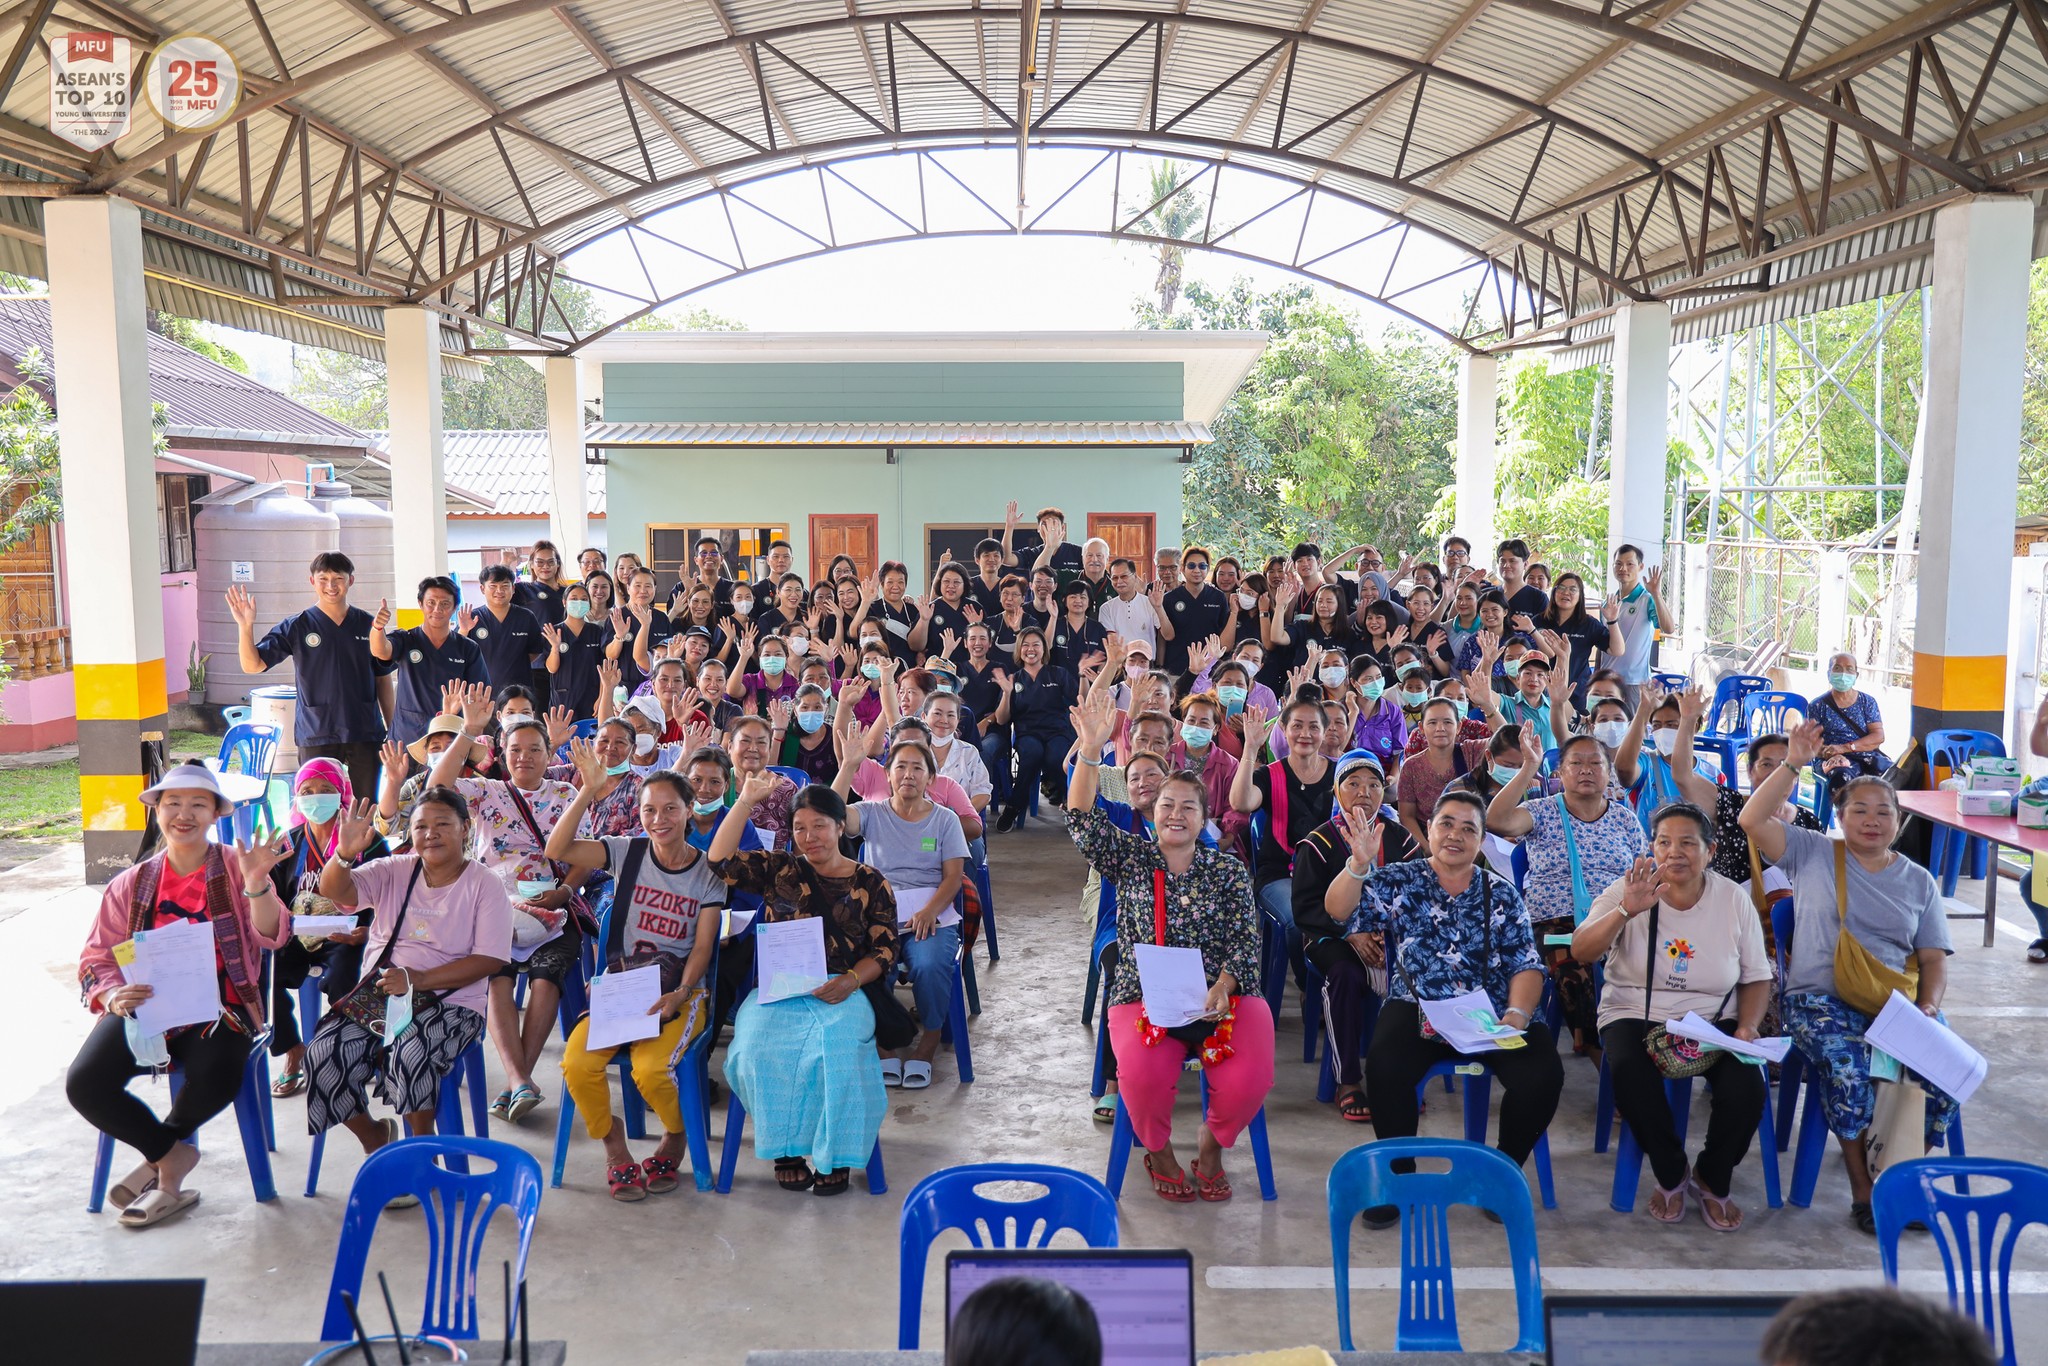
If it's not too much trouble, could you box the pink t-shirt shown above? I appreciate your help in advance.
[341,856,514,1017]
[853,761,979,831]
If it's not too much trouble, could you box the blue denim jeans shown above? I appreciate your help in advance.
[1257,877,1297,933]
[901,922,962,1036]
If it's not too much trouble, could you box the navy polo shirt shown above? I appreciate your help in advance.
[513,580,567,627]
[1504,584,1549,624]
[1005,663,1078,738]
[866,599,923,665]
[467,603,544,690]
[547,620,610,717]
[1041,543,1084,575]
[384,624,489,743]
[667,576,734,617]
[956,662,1003,731]
[254,605,394,746]
[1047,615,1108,673]
[1160,584,1230,676]
[966,574,1008,619]
[924,600,974,665]
[610,610,677,694]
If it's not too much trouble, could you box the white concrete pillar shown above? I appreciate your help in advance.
[47,196,165,882]
[544,355,587,556]
[384,305,445,626]
[1454,352,1498,559]
[1912,195,2032,739]
[1608,299,1672,574]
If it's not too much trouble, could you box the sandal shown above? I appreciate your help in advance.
[1193,1164,1233,1202]
[642,1154,681,1194]
[1851,1200,1877,1235]
[489,1089,514,1121]
[1647,1181,1687,1223]
[774,1158,815,1192]
[2028,939,2047,964]
[109,1162,158,1212]
[1091,1098,1116,1124]
[881,1058,903,1087]
[607,1161,647,1202]
[1143,1153,1196,1203]
[812,1167,852,1197]
[1336,1091,1372,1123]
[270,1069,306,1099]
[504,1085,543,1124]
[1691,1171,1743,1232]
[901,1060,933,1090]
[118,1187,200,1229]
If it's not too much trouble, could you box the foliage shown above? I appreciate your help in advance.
[186,639,211,694]
[2022,257,2048,518]
[149,312,249,373]
[291,345,388,429]
[623,306,746,332]
[1128,162,1204,315]
[0,350,170,556]
[1139,278,1458,559]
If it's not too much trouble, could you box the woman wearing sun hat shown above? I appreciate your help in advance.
[68,761,295,1229]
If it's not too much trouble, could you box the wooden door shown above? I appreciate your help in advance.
[810,513,879,582]
[1088,513,1155,567]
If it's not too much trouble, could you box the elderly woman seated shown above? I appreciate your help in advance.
[709,776,900,1196]
[1572,802,1772,1230]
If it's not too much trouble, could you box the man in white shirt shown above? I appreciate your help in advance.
[1096,557,1166,654]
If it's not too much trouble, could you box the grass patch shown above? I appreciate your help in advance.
[0,731,222,842]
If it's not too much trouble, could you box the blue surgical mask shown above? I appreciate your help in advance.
[1359,680,1385,702]
[1828,671,1857,692]
[762,654,787,676]
[861,661,883,680]
[516,878,555,900]
[604,759,633,777]
[566,600,591,620]
[693,798,724,816]
[796,711,826,734]
[1218,685,1248,714]
[1181,723,1214,750]
[1491,764,1522,787]
[295,793,342,823]
[1399,688,1430,708]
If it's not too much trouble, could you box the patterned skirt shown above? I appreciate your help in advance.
[1781,991,1960,1146]
[725,988,885,1172]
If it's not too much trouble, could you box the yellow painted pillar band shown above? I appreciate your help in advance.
[80,773,150,832]
[73,659,169,722]
[1909,652,2005,715]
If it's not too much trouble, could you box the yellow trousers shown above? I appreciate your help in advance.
[560,988,709,1140]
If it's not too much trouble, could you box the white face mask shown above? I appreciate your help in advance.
[634,732,657,756]
[1318,666,1349,689]
[1651,728,1680,757]
[787,636,810,657]
[1237,591,1257,611]
[1591,720,1630,749]
[732,596,754,614]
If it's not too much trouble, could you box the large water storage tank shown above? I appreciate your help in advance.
[193,488,339,708]
[310,481,395,612]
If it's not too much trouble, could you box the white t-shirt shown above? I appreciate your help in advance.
[1590,871,1773,1031]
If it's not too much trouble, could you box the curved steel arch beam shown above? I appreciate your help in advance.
[411,125,1645,306]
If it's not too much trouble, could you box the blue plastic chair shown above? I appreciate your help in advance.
[1102,1077,1277,1201]
[969,856,1000,963]
[1874,1157,2048,1366]
[318,1135,543,1343]
[1651,671,1691,693]
[1608,1072,1783,1212]
[713,1086,887,1195]
[1419,1061,1557,1209]
[1691,674,1775,778]
[87,1029,279,1210]
[213,722,282,843]
[887,943,976,1083]
[1924,729,2005,894]
[896,1163,1120,1349]
[768,764,810,788]
[1740,690,1807,738]
[305,1040,491,1195]
[1327,1138,1546,1354]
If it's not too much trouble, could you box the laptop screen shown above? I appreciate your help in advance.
[0,1279,205,1366]
[945,1249,1195,1366]
[1546,1295,1791,1366]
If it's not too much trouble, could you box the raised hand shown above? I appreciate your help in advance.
[233,828,293,882]
[1332,801,1382,874]
[1388,623,1409,647]
[1601,593,1621,625]
[1645,564,1663,595]
[545,705,574,750]
[939,627,961,658]
[458,602,479,634]
[859,574,881,604]
[380,738,408,782]
[1004,499,1019,529]
[335,798,380,859]
[1145,580,1165,612]
[1241,703,1276,753]
[1518,722,1544,771]
[990,667,1011,691]
[679,720,716,755]
[768,697,794,732]
[568,736,608,788]
[1677,685,1708,729]
[1511,613,1536,635]
[1619,856,1662,916]
[838,676,869,709]
[1475,631,1502,672]
[439,678,468,717]
[225,584,258,628]
[1073,688,1118,751]
[737,623,758,660]
[597,657,621,697]
[676,686,702,718]
[1785,718,1825,768]
[459,681,495,732]
[540,621,563,654]
[373,598,392,632]
[961,602,984,626]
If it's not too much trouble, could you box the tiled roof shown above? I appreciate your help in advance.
[364,429,603,519]
[0,296,370,451]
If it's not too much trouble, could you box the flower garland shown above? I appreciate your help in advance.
[1135,997,1240,1064]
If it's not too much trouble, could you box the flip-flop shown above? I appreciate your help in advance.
[1091,1098,1116,1124]
[504,1085,543,1123]
[1647,1181,1687,1224]
[2028,939,2047,964]
[881,1059,903,1087]
[489,1089,514,1120]
[1193,1165,1233,1202]
[270,1069,306,1098]
[901,1060,933,1090]
[109,1162,158,1211]
[1691,1172,1743,1232]
[119,1188,200,1229]
[1336,1092,1372,1123]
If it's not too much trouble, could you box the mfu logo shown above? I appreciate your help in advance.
[49,31,131,151]
[146,34,241,133]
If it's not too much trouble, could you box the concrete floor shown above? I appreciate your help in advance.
[2,824,2045,1361]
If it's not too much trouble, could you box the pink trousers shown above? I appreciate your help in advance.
[1107,997,1275,1152]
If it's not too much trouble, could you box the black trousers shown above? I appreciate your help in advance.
[268,936,366,1056]
[1305,937,1378,1089]
[1599,1017,1767,1198]
[300,741,383,811]
[1365,998,1563,1165]
[67,1013,253,1163]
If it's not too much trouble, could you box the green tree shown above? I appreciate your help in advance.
[148,312,249,373]
[623,305,746,332]
[2022,257,2048,518]
[2,349,170,553]
[1129,162,1204,315]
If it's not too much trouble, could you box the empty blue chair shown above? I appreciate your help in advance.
[1419,1061,1556,1209]
[87,1031,280,1210]
[319,1135,543,1342]
[1102,1078,1277,1202]
[1327,1138,1545,1354]
[1923,729,2005,894]
[713,1086,887,1195]
[305,1039,490,1195]
[1874,1157,2048,1366]
[969,856,999,963]
[1652,671,1691,693]
[1741,690,1807,738]
[217,722,281,783]
[768,764,810,788]
[1608,1073,1782,1213]
[1691,673,1774,778]
[897,1163,1119,1348]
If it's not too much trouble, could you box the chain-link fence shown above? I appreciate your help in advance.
[1676,538,1916,689]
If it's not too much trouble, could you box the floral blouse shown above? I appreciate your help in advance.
[1709,784,1820,885]
[454,775,578,895]
[1522,792,1647,927]
[738,771,796,850]
[1068,805,1262,1009]
[1345,859,1542,1014]
[711,849,900,976]
[546,764,644,840]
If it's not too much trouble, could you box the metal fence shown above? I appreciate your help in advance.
[1674,538,1917,689]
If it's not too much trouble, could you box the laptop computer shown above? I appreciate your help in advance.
[0,1278,205,1366]
[1545,1294,1792,1366]
[944,1248,1195,1366]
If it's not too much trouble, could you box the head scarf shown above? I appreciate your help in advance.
[289,756,354,856]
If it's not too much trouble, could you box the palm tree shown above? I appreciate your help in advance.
[1130,161,1204,314]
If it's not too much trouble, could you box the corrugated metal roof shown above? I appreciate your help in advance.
[363,429,605,518]
[582,420,1213,447]
[0,295,372,450]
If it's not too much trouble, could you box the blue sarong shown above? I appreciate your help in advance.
[726,988,886,1172]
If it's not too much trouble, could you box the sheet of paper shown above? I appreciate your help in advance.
[1418,989,1526,1054]
[1862,990,1988,1105]
[585,963,664,1049]
[291,914,360,937]
[128,919,222,1035]
[507,923,564,964]
[1664,1011,1792,1064]
[722,904,758,939]
[891,883,961,930]
[1131,943,1211,1028]
[756,916,828,1004]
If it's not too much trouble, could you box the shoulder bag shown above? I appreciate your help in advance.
[1830,840,1919,1016]
[1639,899,1734,1079]
[1556,795,1593,924]
[328,863,445,1038]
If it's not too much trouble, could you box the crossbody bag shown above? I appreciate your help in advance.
[329,863,444,1038]
[1639,899,1737,1079]
[1831,840,1918,1016]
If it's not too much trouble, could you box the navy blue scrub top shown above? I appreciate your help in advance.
[514,580,567,627]
[1006,663,1077,738]
[865,599,923,665]
[1160,584,1230,676]
[923,600,974,665]
[547,619,609,717]
[467,603,544,691]
[384,624,490,743]
[254,605,394,745]
[610,610,676,694]
[1047,615,1108,673]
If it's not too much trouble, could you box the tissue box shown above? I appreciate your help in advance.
[1956,789,2013,817]
[1964,757,2024,793]
[2018,794,2048,829]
